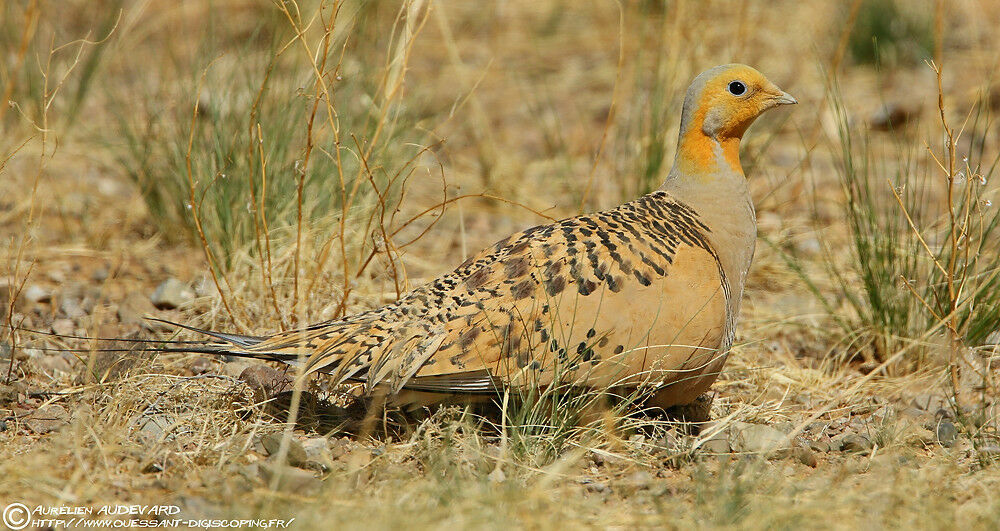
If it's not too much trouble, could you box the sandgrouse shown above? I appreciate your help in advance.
[173,64,796,410]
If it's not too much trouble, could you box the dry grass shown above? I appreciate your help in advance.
[2,0,1000,529]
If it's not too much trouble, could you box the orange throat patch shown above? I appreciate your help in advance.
[677,128,744,178]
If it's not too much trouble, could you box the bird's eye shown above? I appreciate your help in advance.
[727,81,746,96]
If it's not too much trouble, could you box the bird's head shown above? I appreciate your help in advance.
[676,64,796,175]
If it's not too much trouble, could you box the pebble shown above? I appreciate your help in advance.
[23,285,51,304]
[59,296,86,320]
[239,365,292,402]
[905,427,936,447]
[0,381,27,404]
[834,433,873,454]
[24,404,70,434]
[189,358,213,375]
[869,102,918,131]
[51,318,76,337]
[977,444,1000,457]
[936,421,959,447]
[150,278,195,310]
[809,438,833,453]
[261,433,309,468]
[137,413,176,444]
[700,435,731,454]
[487,467,506,483]
[584,481,610,494]
[790,446,818,468]
[731,423,789,454]
[328,438,350,460]
[795,237,822,256]
[912,394,945,413]
[257,462,321,494]
[302,437,334,472]
[92,267,110,282]
[30,352,74,376]
[117,292,156,327]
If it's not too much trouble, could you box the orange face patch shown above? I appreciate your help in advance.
[676,65,783,177]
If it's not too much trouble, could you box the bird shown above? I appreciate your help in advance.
[150,64,797,412]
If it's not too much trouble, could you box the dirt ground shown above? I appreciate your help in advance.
[2,1,999,529]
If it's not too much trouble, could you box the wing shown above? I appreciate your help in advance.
[202,191,729,398]
[406,191,730,392]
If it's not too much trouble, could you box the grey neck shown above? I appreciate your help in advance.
[659,158,757,335]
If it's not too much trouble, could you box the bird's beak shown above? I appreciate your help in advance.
[768,90,798,106]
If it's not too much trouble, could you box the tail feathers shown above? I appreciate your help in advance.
[8,315,459,395]
[146,318,264,348]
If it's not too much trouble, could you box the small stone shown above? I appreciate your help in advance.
[30,353,74,376]
[23,404,70,434]
[900,406,927,419]
[189,358,213,375]
[487,467,506,483]
[0,381,27,404]
[116,292,156,327]
[92,267,109,282]
[328,438,349,460]
[239,365,292,402]
[978,445,1000,456]
[809,438,833,453]
[700,434,731,454]
[834,433,873,454]
[137,413,176,444]
[795,237,822,256]
[936,421,959,447]
[221,360,252,379]
[731,423,789,454]
[302,437,333,472]
[912,394,945,413]
[869,102,918,131]
[584,481,610,494]
[258,462,320,494]
[51,318,75,337]
[150,278,195,310]
[906,427,936,447]
[653,432,680,453]
[805,422,828,434]
[261,433,308,468]
[620,470,654,493]
[790,446,818,467]
[23,285,51,304]
[59,297,85,320]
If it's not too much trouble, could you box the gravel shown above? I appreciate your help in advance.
[150,278,195,310]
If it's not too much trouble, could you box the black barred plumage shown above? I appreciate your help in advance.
[174,190,735,404]
[65,64,795,411]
